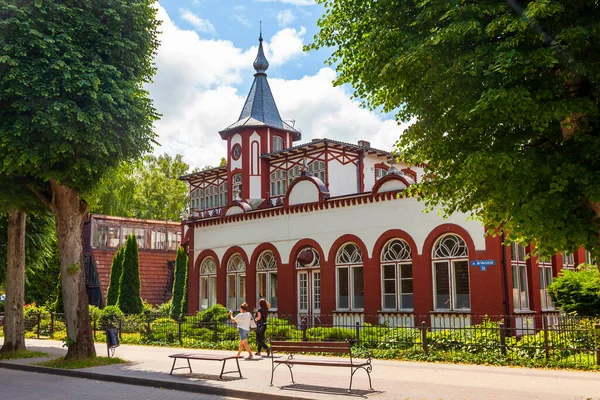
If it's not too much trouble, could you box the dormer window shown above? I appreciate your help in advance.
[273,136,284,152]
[308,161,326,182]
[375,168,387,181]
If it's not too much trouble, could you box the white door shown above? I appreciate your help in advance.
[297,270,321,325]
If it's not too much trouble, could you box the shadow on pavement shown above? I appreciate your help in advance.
[279,383,384,398]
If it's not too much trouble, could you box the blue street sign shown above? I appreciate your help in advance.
[470,260,496,267]
[480,266,487,271]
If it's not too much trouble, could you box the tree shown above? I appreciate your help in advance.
[87,153,189,221]
[170,246,188,319]
[117,235,143,314]
[548,265,600,316]
[105,247,125,307]
[0,1,159,358]
[310,1,600,257]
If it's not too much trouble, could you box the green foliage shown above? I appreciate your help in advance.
[86,154,190,221]
[157,299,173,315]
[171,247,188,319]
[54,273,63,313]
[0,0,160,192]
[106,247,125,306]
[37,356,126,369]
[196,304,229,323]
[117,235,143,314]
[310,0,600,258]
[548,264,600,316]
[88,306,101,323]
[99,305,124,330]
[0,350,48,360]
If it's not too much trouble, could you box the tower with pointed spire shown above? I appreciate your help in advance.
[219,27,301,203]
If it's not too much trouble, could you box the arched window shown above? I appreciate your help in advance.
[232,173,242,200]
[335,243,364,311]
[511,243,529,311]
[256,251,278,309]
[432,234,469,311]
[199,257,217,310]
[381,239,412,311]
[226,253,246,310]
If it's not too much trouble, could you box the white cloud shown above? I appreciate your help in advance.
[179,9,216,35]
[257,0,315,5]
[149,5,407,170]
[233,14,253,28]
[277,10,295,27]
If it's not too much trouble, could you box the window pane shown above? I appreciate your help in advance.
[400,264,412,278]
[383,279,396,295]
[239,274,246,304]
[298,273,308,311]
[337,267,349,309]
[400,294,414,310]
[269,272,278,309]
[209,276,217,307]
[383,294,396,310]
[97,226,109,247]
[383,264,395,280]
[512,264,520,308]
[434,262,450,309]
[453,260,470,309]
[519,265,529,309]
[313,271,321,311]
[200,277,208,310]
[353,266,364,309]
[258,273,267,298]
[227,275,236,310]
[401,279,413,294]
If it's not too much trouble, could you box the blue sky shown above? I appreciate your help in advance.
[152,1,409,169]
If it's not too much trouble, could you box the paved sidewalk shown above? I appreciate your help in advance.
[1,338,600,400]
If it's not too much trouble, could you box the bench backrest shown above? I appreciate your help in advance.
[270,341,351,354]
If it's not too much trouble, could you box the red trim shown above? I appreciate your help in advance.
[289,239,327,267]
[372,229,419,262]
[422,224,477,262]
[401,168,417,182]
[220,246,251,307]
[374,162,389,171]
[328,234,371,263]
[371,174,412,194]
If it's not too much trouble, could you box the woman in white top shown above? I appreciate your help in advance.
[229,302,254,358]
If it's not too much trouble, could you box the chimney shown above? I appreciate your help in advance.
[358,140,371,148]
[311,138,321,143]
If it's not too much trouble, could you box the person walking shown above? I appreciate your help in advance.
[255,298,270,356]
[229,302,254,359]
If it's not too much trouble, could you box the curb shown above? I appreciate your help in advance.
[0,361,311,400]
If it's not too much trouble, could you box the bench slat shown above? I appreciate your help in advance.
[271,341,350,348]
[275,359,368,367]
[169,353,242,361]
[271,346,349,354]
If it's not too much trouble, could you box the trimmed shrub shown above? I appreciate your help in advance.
[100,305,124,329]
[197,304,229,323]
[171,246,188,320]
[106,246,125,306]
[88,305,101,323]
[548,264,600,316]
[117,234,143,314]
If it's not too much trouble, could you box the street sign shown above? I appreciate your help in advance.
[480,266,487,271]
[470,260,496,267]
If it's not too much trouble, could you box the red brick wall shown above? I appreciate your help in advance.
[93,248,176,307]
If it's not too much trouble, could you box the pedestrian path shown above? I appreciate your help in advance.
[1,338,599,400]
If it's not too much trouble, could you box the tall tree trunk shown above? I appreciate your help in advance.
[0,210,26,353]
[50,180,95,359]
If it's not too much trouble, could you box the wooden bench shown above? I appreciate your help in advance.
[269,341,373,392]
[169,353,243,379]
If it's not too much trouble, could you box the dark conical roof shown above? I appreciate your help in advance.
[219,29,301,140]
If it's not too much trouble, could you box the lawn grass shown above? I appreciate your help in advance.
[0,350,48,360]
[37,356,127,369]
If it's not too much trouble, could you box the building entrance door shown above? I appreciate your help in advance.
[296,246,321,326]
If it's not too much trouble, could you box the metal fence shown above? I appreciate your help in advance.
[21,312,600,368]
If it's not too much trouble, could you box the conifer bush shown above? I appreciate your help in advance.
[170,246,188,320]
[117,235,143,314]
[106,247,125,306]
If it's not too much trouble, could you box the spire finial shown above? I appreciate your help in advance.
[253,23,269,74]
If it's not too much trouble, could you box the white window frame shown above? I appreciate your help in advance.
[199,257,217,310]
[511,243,529,311]
[288,165,301,185]
[432,234,470,311]
[308,160,326,183]
[272,135,284,152]
[335,243,364,311]
[256,251,278,310]
[269,169,288,197]
[375,167,388,181]
[538,258,554,310]
[562,252,575,270]
[232,174,242,200]
[380,239,413,311]
[226,253,246,310]
[296,247,321,315]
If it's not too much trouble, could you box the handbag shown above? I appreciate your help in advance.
[249,312,257,330]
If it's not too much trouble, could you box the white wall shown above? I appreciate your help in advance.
[193,196,485,266]
[249,176,262,199]
[327,159,357,197]
[363,154,385,192]
[288,180,320,205]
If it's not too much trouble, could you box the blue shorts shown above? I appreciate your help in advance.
[238,328,249,340]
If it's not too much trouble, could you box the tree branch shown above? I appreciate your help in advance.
[27,183,54,213]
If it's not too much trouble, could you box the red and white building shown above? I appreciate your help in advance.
[181,34,592,329]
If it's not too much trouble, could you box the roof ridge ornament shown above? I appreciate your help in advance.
[253,21,269,75]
